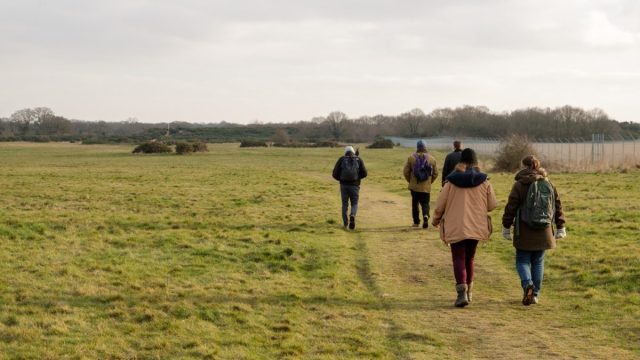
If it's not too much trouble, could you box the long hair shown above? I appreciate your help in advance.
[522,155,547,177]
[455,148,480,172]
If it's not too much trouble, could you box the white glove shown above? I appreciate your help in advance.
[555,227,566,239]
[502,227,512,241]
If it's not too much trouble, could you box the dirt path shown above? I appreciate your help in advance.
[351,183,634,359]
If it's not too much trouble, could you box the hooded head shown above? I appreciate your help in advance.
[446,148,487,188]
[344,146,355,155]
[516,155,548,182]
[416,139,426,152]
[460,148,478,166]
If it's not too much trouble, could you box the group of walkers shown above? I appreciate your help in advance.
[332,140,566,307]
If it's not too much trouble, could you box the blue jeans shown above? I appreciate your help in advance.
[515,250,545,295]
[340,184,360,226]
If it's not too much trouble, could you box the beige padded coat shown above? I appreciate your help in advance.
[432,166,497,244]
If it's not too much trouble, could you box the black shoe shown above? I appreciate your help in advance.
[522,284,534,306]
[422,217,429,229]
[348,215,355,230]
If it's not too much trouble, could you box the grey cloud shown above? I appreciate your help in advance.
[0,0,638,123]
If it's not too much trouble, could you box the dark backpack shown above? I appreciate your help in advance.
[413,153,433,182]
[340,156,360,182]
[520,179,555,228]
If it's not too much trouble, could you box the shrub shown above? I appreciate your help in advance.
[494,134,537,172]
[367,137,394,149]
[271,129,290,146]
[132,141,172,154]
[240,140,267,147]
[314,140,338,148]
[175,142,195,155]
[192,142,209,152]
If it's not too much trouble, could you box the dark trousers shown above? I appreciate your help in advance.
[340,184,360,226]
[450,240,479,285]
[410,190,430,224]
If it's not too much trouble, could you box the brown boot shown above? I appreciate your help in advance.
[455,284,469,307]
[467,282,473,303]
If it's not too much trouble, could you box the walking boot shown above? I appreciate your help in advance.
[455,284,469,307]
[348,215,355,230]
[467,282,473,303]
[522,284,534,306]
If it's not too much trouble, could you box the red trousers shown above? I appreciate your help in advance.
[450,239,479,285]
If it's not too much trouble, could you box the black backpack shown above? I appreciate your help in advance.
[340,156,360,182]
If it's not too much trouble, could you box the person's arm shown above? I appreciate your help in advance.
[403,156,412,182]
[486,182,497,212]
[502,183,521,228]
[430,156,438,184]
[358,158,368,179]
[552,183,565,229]
[442,155,451,185]
[432,183,450,226]
[332,158,342,181]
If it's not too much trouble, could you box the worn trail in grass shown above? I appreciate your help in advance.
[347,182,636,359]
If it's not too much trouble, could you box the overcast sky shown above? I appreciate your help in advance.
[1,0,639,124]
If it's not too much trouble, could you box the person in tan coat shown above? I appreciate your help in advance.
[432,148,497,307]
[403,140,438,228]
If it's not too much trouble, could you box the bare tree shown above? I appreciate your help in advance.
[10,108,37,135]
[10,107,54,135]
[36,116,72,135]
[326,111,348,140]
[400,108,426,136]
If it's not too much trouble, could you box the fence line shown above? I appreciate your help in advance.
[386,135,640,170]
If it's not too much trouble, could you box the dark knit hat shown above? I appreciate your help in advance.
[460,148,477,165]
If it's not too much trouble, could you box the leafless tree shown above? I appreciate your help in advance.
[326,111,348,140]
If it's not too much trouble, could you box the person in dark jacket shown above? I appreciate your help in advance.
[332,146,368,229]
[441,140,463,186]
[502,155,566,305]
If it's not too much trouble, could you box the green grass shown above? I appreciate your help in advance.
[0,142,638,359]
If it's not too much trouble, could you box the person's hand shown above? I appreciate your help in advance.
[502,227,512,241]
[555,227,566,239]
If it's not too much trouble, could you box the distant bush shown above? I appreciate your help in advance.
[174,141,207,154]
[271,129,290,146]
[272,140,339,148]
[175,142,195,155]
[132,141,172,154]
[192,142,209,152]
[314,140,339,148]
[367,137,394,149]
[494,134,537,172]
[240,140,267,147]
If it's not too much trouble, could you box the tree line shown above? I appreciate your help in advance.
[1,105,638,144]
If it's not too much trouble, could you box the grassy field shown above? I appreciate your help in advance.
[0,142,638,359]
